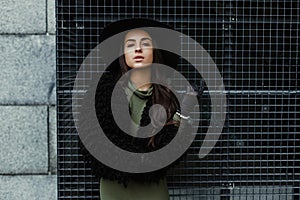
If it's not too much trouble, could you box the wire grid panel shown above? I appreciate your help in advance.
[56,1,300,199]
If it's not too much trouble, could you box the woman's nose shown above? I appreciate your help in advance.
[135,44,142,52]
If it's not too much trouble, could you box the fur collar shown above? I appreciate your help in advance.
[79,72,180,186]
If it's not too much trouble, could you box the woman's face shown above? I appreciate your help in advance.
[124,29,153,69]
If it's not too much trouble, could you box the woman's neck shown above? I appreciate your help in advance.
[130,67,152,91]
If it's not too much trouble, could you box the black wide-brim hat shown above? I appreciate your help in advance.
[98,18,181,71]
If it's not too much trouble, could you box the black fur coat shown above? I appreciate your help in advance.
[79,72,183,186]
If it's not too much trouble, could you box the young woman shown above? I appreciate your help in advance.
[96,28,180,200]
[80,20,201,200]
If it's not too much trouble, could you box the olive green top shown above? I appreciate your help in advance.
[124,81,180,134]
[100,178,169,200]
[124,80,153,136]
[100,82,170,200]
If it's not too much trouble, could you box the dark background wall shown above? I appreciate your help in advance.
[57,1,299,199]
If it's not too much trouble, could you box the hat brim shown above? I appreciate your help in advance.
[99,18,180,71]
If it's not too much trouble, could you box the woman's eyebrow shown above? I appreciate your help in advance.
[125,39,136,43]
[125,37,152,43]
[141,37,152,41]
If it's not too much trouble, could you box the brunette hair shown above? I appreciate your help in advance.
[118,30,179,147]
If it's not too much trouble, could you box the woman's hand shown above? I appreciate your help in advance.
[180,82,204,117]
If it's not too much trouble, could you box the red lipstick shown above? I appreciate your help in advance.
[134,56,144,61]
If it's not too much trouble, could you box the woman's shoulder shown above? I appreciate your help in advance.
[98,71,116,86]
[95,71,123,99]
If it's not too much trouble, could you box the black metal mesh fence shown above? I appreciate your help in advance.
[56,1,300,199]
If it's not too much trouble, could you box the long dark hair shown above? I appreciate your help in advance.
[117,31,179,147]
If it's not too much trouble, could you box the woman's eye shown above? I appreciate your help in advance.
[126,43,135,48]
[142,42,151,47]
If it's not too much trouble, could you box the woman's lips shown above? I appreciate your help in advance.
[134,56,144,62]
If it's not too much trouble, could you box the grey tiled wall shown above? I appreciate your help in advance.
[0,1,57,199]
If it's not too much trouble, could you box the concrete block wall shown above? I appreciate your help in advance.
[0,0,57,199]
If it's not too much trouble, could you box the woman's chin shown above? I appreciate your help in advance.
[131,63,152,69]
